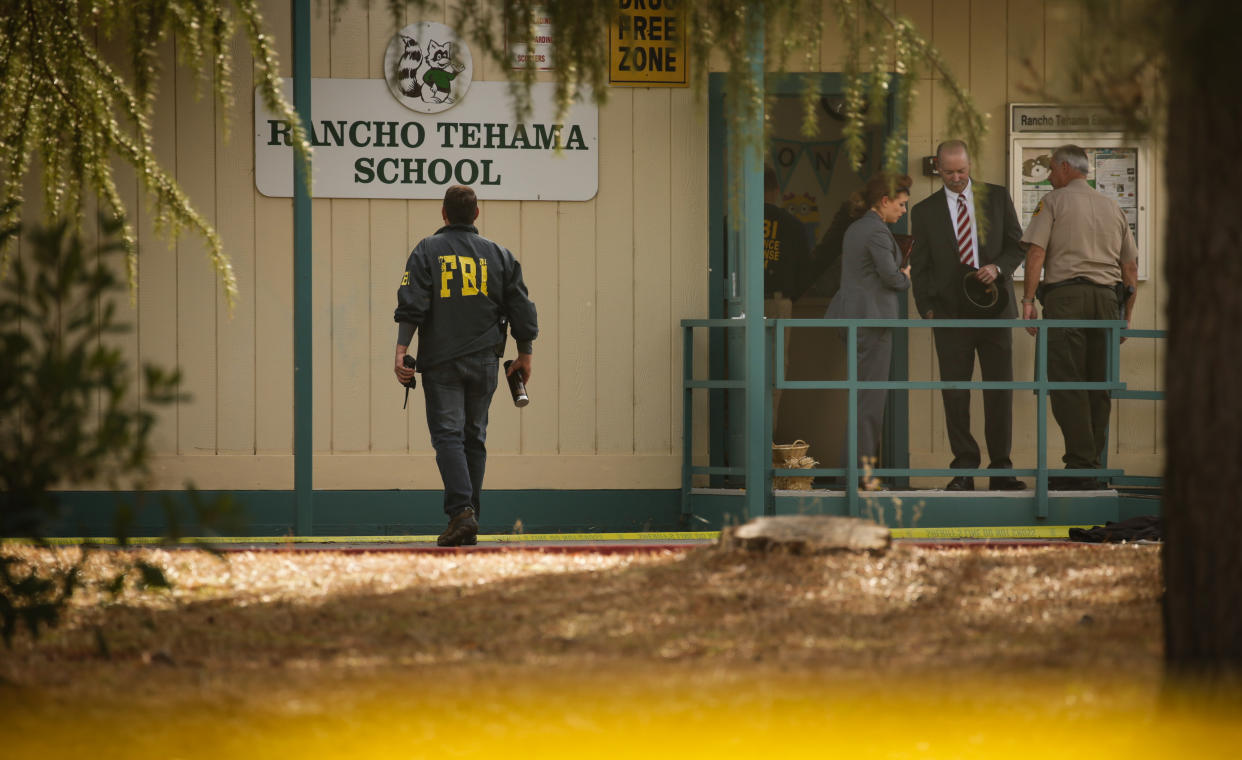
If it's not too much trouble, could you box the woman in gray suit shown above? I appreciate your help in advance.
[826,172,913,487]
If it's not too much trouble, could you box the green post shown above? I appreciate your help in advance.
[681,325,694,516]
[707,77,727,486]
[1036,325,1048,518]
[741,12,771,519]
[847,324,860,518]
[1103,324,1121,472]
[293,0,313,536]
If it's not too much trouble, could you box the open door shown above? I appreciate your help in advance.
[709,73,909,486]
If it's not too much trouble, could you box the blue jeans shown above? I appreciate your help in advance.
[421,349,499,517]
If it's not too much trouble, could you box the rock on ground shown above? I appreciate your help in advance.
[719,515,891,554]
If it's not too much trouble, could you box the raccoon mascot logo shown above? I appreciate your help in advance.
[395,34,424,98]
[384,22,473,114]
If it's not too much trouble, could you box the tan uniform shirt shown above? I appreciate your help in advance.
[1021,178,1138,286]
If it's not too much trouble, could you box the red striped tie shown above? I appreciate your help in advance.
[956,195,976,268]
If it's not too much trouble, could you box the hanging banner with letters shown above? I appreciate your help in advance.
[255,78,598,200]
[769,138,846,195]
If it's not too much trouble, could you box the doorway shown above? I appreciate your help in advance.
[707,73,909,483]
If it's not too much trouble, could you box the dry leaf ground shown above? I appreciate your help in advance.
[2,543,1237,758]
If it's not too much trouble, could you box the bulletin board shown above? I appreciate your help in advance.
[1007,105,1152,281]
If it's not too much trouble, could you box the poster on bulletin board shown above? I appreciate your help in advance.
[1018,146,1138,241]
[1008,104,1152,281]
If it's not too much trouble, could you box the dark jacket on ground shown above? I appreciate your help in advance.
[394,223,538,370]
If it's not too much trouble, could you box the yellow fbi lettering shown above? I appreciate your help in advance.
[438,255,489,298]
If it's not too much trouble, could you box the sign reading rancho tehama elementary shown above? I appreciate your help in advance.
[609,0,688,87]
[255,79,598,200]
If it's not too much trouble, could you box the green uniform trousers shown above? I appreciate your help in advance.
[1043,282,1119,470]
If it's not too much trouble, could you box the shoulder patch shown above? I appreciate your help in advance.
[1031,200,1044,218]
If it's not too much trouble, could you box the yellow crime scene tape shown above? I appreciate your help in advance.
[5,525,1092,546]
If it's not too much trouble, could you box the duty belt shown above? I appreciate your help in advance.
[1036,276,1129,310]
[1036,276,1118,304]
[1045,276,1115,291]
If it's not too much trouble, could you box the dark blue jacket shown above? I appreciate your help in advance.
[394,223,538,370]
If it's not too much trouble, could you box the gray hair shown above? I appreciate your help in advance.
[935,139,971,163]
[1052,144,1089,175]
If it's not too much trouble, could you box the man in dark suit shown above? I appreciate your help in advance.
[910,140,1026,491]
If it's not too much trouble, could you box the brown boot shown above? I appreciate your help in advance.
[437,507,479,547]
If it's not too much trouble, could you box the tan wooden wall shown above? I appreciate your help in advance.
[890,0,1166,481]
[65,0,1162,493]
[68,0,708,491]
[773,0,1164,481]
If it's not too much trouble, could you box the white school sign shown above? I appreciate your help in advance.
[255,79,598,201]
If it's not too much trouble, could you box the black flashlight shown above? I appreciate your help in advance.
[503,360,529,407]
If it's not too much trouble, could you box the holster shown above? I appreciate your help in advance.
[494,317,509,357]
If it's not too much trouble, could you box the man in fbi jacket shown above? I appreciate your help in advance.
[394,185,539,546]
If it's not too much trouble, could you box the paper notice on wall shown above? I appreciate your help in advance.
[1095,150,1138,208]
[1094,148,1139,240]
[1023,186,1051,215]
[1019,147,1056,229]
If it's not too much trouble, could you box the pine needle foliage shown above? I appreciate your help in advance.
[0,0,311,311]
[1066,0,1165,137]
[344,0,986,179]
[0,214,242,646]
[4,0,984,308]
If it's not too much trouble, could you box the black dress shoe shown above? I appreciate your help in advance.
[945,476,974,491]
[989,476,1026,491]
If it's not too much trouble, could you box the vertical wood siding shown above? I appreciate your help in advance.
[901,0,1165,480]
[111,0,1160,490]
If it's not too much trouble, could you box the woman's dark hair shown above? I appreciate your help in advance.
[847,172,913,218]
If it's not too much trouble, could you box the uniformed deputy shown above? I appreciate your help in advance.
[394,185,538,546]
[1020,145,1139,490]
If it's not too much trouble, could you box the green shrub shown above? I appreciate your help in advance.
[0,214,237,646]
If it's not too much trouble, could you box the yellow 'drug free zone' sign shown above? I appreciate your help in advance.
[609,0,688,87]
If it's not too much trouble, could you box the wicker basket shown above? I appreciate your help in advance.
[771,439,810,465]
[773,440,816,490]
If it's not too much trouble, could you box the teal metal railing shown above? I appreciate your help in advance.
[681,317,1165,520]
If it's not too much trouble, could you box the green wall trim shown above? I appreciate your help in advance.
[37,490,686,538]
[688,491,1160,529]
[28,488,1160,538]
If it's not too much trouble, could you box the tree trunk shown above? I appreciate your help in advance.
[1161,1,1242,679]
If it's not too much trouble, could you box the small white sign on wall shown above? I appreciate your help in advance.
[508,6,555,70]
[255,79,598,201]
